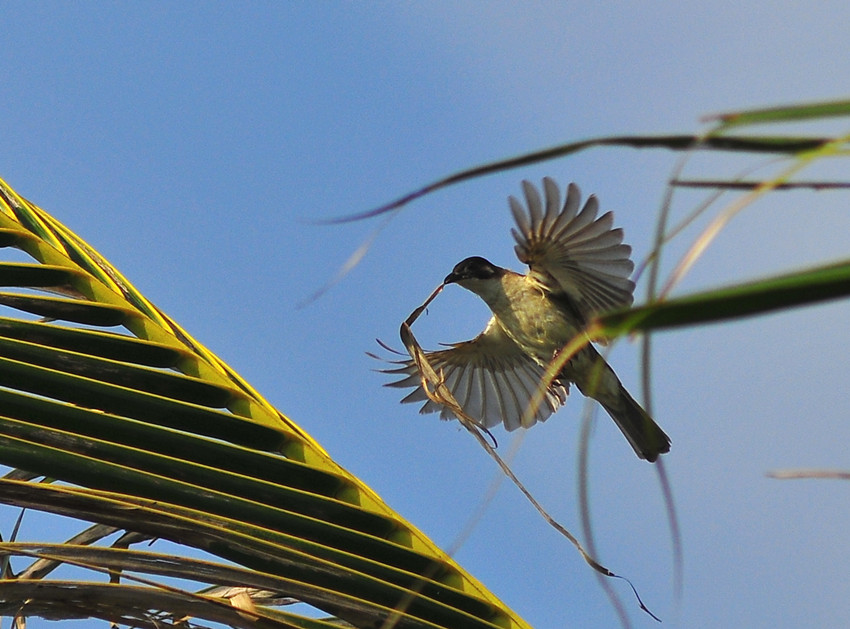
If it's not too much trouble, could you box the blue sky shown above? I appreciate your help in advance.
[2,2,850,628]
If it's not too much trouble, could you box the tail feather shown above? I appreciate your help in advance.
[598,384,671,462]
[570,348,671,462]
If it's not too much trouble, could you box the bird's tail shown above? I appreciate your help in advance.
[572,351,671,462]
[597,383,670,462]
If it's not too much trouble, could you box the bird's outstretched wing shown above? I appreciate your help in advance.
[510,177,635,322]
[382,318,569,430]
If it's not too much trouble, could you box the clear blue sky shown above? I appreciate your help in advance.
[2,3,850,628]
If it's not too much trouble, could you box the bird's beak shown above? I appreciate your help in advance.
[443,272,460,285]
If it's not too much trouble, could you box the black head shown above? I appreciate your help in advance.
[444,256,503,285]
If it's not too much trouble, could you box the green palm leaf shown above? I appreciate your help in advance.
[598,259,850,335]
[0,176,529,629]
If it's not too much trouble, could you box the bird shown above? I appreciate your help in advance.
[384,177,671,462]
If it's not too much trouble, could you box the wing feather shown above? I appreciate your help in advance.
[541,177,561,233]
[381,318,568,431]
[511,178,636,320]
[522,181,544,234]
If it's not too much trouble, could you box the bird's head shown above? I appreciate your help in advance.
[444,256,503,284]
[443,256,507,301]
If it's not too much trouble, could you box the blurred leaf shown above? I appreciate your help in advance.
[599,259,850,335]
[671,179,850,191]
[325,134,831,223]
[767,469,850,480]
[708,98,850,128]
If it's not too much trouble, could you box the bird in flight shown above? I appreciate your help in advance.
[385,177,670,462]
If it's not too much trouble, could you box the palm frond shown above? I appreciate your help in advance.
[0,176,530,629]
